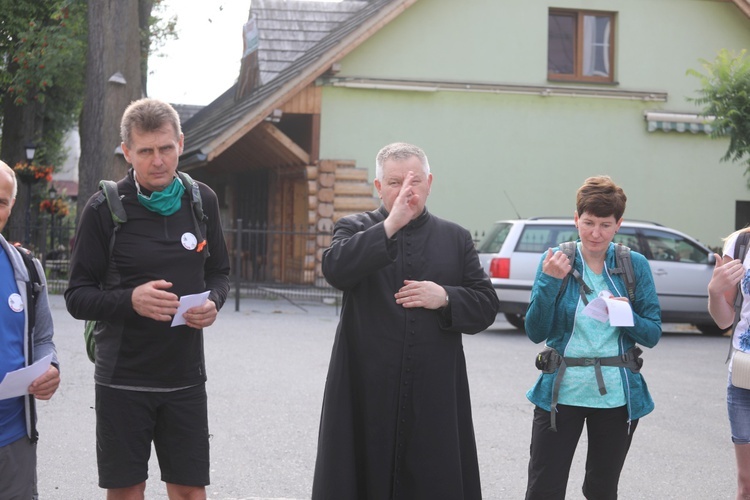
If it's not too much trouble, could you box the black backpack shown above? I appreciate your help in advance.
[82,172,208,362]
[556,241,637,304]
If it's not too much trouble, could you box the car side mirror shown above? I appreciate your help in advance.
[707,253,716,265]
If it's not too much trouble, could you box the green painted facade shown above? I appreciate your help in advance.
[317,0,750,248]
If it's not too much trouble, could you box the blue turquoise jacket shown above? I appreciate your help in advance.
[525,242,662,422]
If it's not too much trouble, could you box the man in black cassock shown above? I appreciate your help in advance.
[312,142,500,500]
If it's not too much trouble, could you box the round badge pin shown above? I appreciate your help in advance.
[8,293,24,312]
[181,232,197,250]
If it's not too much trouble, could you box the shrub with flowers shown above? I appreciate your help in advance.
[39,197,69,217]
[13,162,53,184]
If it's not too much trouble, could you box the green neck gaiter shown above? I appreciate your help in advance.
[136,176,185,216]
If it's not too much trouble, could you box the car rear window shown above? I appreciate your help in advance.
[476,223,512,253]
[515,225,579,253]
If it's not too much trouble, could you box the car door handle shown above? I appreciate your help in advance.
[653,268,668,276]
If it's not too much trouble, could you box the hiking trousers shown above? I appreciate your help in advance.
[525,404,638,500]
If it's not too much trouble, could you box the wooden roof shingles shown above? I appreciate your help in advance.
[180,0,415,168]
[256,0,370,84]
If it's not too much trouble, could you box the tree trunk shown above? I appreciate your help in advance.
[1,95,45,244]
[77,0,152,221]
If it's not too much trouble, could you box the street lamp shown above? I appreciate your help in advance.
[23,143,36,246]
[25,144,36,163]
[48,184,57,251]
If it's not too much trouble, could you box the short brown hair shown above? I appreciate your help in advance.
[120,98,181,147]
[576,175,627,220]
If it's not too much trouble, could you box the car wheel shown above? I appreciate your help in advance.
[696,323,730,336]
[504,313,525,330]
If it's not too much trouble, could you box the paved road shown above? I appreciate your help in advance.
[36,295,734,499]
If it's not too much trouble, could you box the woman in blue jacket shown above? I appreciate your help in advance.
[524,176,662,500]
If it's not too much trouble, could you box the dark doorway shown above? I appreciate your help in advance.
[237,170,270,281]
[735,201,750,230]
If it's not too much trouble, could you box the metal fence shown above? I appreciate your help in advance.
[224,220,340,312]
[4,220,75,295]
[3,219,343,310]
[3,219,487,312]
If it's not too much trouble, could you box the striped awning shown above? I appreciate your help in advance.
[645,111,715,134]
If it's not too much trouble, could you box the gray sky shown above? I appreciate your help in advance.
[147,1,251,106]
[148,0,344,106]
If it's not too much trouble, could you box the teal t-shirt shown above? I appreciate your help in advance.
[557,253,626,408]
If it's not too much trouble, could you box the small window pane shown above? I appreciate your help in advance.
[582,15,610,77]
[612,228,641,254]
[643,229,709,264]
[516,227,554,253]
[548,13,576,75]
[516,225,578,253]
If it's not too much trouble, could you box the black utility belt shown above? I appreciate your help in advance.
[535,345,644,432]
[535,345,643,374]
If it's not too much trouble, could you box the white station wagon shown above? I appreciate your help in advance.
[476,217,724,335]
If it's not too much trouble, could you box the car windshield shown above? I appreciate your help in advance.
[477,223,512,253]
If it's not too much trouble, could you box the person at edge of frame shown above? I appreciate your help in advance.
[0,160,60,500]
[707,226,750,500]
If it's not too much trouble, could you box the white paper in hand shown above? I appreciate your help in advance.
[0,354,53,400]
[581,290,634,327]
[171,291,210,327]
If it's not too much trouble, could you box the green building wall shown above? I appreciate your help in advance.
[318,0,750,247]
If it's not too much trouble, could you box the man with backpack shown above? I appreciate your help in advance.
[0,160,60,498]
[65,98,230,499]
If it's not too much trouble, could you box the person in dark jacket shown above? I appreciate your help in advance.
[0,161,60,499]
[65,98,230,499]
[311,142,500,500]
[524,176,661,500]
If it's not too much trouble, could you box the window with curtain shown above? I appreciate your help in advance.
[548,9,615,83]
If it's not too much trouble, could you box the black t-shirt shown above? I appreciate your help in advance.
[65,171,230,388]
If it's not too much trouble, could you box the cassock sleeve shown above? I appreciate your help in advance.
[439,229,500,334]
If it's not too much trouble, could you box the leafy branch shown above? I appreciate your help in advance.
[688,49,750,179]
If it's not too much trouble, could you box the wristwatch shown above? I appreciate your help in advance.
[444,293,450,307]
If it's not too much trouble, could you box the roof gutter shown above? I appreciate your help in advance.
[324,77,668,101]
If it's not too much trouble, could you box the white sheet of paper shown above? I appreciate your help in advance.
[581,291,634,327]
[0,354,53,400]
[171,291,210,327]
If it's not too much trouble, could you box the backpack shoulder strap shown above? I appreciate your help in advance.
[612,243,637,303]
[90,180,126,266]
[177,171,210,255]
[556,242,576,297]
[734,231,750,262]
[13,245,42,356]
[15,245,42,306]
[177,171,206,223]
[94,180,127,226]
[556,242,591,303]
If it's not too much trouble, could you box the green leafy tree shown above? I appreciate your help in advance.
[0,0,176,243]
[0,0,86,167]
[689,49,750,179]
